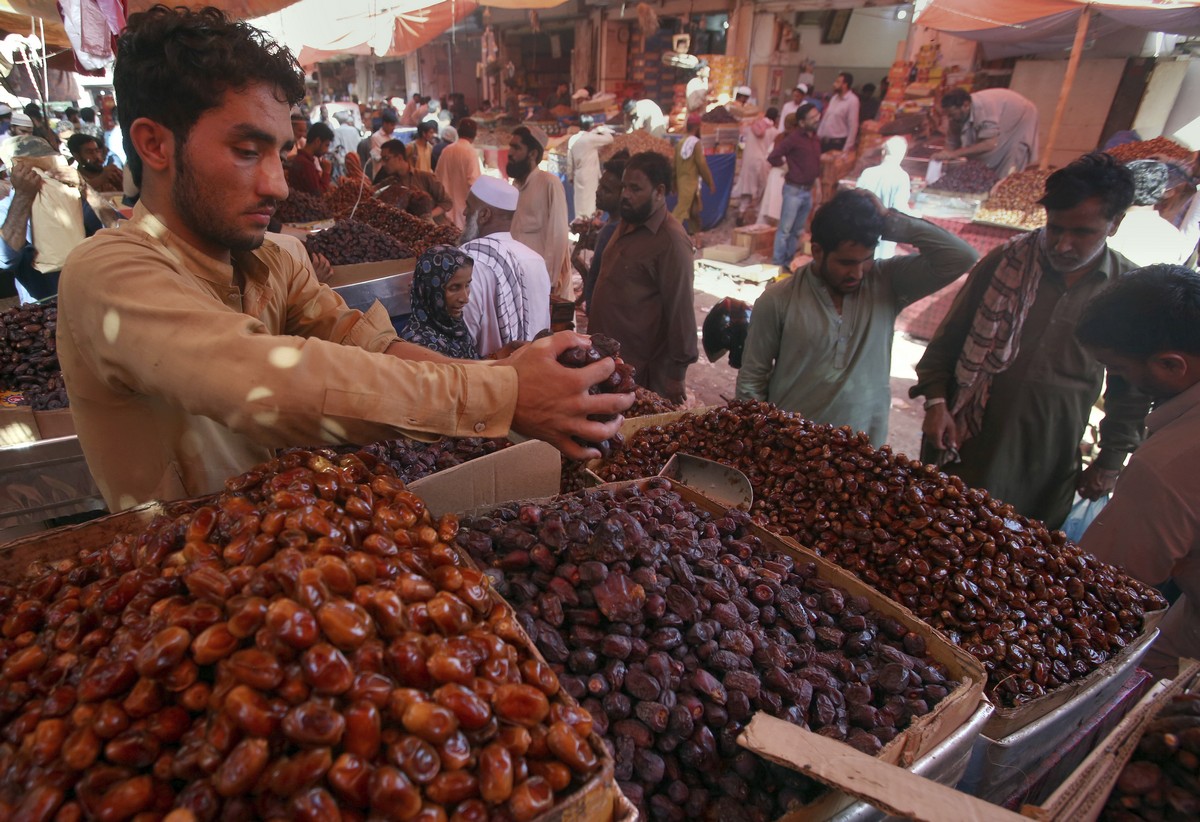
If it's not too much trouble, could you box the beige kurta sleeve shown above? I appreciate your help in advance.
[58,233,518,451]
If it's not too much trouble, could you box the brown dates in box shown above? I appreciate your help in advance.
[0,448,609,821]
[594,400,1166,708]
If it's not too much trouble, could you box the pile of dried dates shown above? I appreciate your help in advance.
[535,331,635,460]
[326,188,459,256]
[276,191,331,224]
[595,400,1167,706]
[0,300,66,410]
[304,219,414,266]
[0,449,602,821]
[458,480,959,820]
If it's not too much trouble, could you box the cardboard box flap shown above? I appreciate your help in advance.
[410,439,561,518]
[739,713,1027,822]
[1022,658,1200,822]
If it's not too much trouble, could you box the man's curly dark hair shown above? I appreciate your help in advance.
[115,5,306,187]
[810,189,885,253]
[1039,152,1135,220]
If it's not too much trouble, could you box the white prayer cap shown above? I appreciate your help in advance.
[471,176,519,211]
[9,110,33,129]
[572,88,590,101]
[735,86,752,98]
[0,105,11,117]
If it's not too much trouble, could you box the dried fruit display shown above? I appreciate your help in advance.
[0,300,66,410]
[924,160,998,194]
[535,330,634,460]
[303,219,413,266]
[628,388,680,419]
[594,401,1167,706]
[276,191,331,224]
[975,168,1052,230]
[700,107,739,124]
[599,131,674,164]
[0,449,603,820]
[1104,692,1200,820]
[321,437,513,485]
[457,480,960,819]
[327,193,460,257]
[376,185,435,219]
[1106,137,1194,164]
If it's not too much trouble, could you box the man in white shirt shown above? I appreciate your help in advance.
[566,117,615,218]
[816,72,860,153]
[459,177,552,357]
[329,110,361,181]
[780,86,805,126]
[369,108,399,166]
[626,98,668,138]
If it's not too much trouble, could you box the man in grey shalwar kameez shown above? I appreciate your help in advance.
[935,88,1040,177]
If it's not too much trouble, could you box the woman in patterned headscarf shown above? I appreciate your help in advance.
[400,245,478,359]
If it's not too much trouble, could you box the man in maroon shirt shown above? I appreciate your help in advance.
[767,103,822,271]
[285,121,333,196]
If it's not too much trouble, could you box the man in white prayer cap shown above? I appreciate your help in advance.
[508,125,572,299]
[459,176,552,357]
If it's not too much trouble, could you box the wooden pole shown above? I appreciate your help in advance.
[1040,8,1092,170]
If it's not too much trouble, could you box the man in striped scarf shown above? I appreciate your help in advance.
[458,176,552,358]
[912,153,1151,529]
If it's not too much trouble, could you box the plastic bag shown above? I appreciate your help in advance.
[1062,493,1110,543]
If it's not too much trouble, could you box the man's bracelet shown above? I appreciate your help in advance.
[923,397,947,410]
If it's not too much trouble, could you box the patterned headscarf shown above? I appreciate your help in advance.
[400,245,479,359]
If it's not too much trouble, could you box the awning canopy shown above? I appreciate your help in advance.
[918,0,1200,57]
[259,0,481,69]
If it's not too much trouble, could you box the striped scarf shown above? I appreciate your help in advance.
[459,237,528,346]
[949,231,1043,449]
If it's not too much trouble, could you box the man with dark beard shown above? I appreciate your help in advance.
[54,6,633,510]
[508,125,571,300]
[587,151,697,405]
[736,189,975,446]
[67,133,125,192]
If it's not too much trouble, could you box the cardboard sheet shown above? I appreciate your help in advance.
[740,713,1027,822]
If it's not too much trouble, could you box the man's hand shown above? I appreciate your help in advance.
[932,149,957,161]
[488,340,528,360]
[508,331,635,461]
[310,252,333,284]
[1078,463,1120,500]
[10,164,43,199]
[921,403,959,451]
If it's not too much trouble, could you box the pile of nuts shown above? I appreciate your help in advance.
[594,401,1167,706]
[976,168,1052,229]
[324,188,458,254]
[0,301,66,410]
[457,481,960,820]
[276,191,332,224]
[925,160,998,194]
[0,449,603,821]
[304,220,414,266]
[1105,692,1200,820]
[1106,137,1194,164]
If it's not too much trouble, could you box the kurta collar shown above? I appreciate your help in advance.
[1147,379,1200,437]
[618,205,668,237]
[126,201,271,289]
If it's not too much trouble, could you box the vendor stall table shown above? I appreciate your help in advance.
[896,216,1023,340]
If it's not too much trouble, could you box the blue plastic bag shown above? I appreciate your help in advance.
[1062,493,1110,542]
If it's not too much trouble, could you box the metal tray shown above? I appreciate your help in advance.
[958,627,1160,805]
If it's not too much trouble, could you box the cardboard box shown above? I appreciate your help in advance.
[463,476,987,820]
[1021,659,1200,822]
[33,408,75,440]
[408,439,561,519]
[702,244,751,264]
[733,224,776,257]
[327,258,416,288]
[329,260,415,317]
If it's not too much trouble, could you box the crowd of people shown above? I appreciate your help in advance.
[3,5,1200,678]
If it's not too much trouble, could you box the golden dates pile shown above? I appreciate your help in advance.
[595,400,1166,706]
[0,449,602,821]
